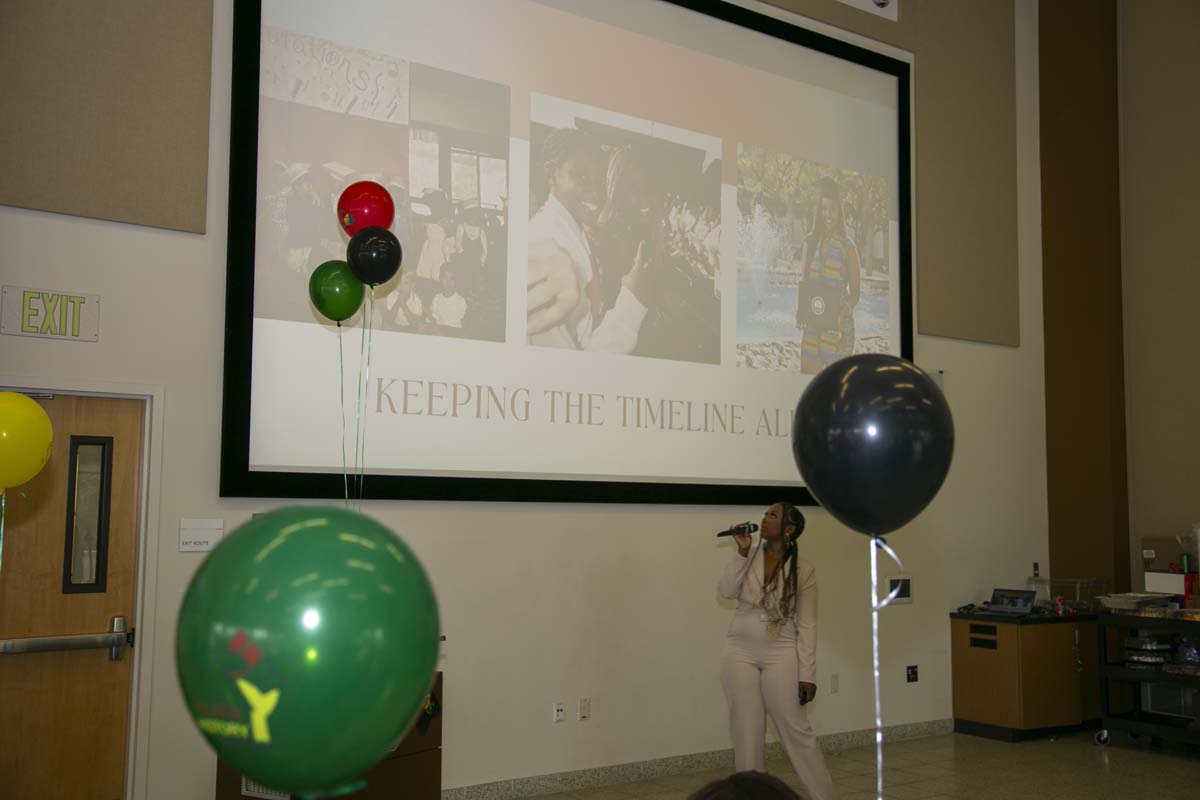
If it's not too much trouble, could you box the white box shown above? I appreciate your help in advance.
[1144,571,1187,595]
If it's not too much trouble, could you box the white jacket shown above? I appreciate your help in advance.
[718,546,818,683]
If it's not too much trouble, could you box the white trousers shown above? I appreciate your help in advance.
[722,614,835,800]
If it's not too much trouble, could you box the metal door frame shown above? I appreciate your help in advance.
[0,373,165,800]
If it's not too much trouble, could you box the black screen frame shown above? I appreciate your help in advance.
[219,0,913,504]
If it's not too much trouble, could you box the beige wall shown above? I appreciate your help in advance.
[1120,1,1200,580]
[0,1,1049,796]
[0,0,213,233]
[769,0,1022,347]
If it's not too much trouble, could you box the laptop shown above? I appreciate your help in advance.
[985,588,1037,615]
[795,276,845,332]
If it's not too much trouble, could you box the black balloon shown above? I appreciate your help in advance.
[791,354,954,536]
[346,226,402,286]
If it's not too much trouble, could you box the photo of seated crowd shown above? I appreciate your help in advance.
[376,63,508,345]
[253,40,509,344]
[395,178,507,342]
[381,64,510,343]
[527,97,721,364]
[734,144,892,373]
[254,94,410,327]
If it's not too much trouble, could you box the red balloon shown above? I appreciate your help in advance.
[337,181,394,236]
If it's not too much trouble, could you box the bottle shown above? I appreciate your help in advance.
[1028,561,1050,607]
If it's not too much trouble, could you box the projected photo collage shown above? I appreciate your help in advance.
[241,0,909,488]
[253,27,890,371]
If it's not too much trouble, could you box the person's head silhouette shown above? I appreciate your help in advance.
[689,771,800,800]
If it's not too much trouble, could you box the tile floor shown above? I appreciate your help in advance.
[531,731,1199,800]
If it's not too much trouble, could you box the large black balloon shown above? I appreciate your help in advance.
[346,226,402,286]
[792,354,954,536]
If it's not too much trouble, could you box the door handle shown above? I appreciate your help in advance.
[0,615,132,661]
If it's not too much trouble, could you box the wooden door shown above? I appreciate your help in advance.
[0,395,144,800]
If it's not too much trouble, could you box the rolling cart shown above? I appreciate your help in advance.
[1095,611,1200,746]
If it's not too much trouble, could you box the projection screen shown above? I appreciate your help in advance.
[221,0,912,504]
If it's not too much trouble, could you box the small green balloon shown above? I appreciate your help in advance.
[308,260,365,323]
[176,507,440,797]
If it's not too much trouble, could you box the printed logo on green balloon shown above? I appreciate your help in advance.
[190,629,279,744]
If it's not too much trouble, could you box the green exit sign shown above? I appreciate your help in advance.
[2,286,100,342]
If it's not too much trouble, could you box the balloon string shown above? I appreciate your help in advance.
[360,287,375,504]
[870,536,904,800]
[354,297,367,502]
[875,537,905,608]
[870,536,884,800]
[338,322,349,507]
[0,489,6,577]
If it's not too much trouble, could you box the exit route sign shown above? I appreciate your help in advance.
[2,285,100,342]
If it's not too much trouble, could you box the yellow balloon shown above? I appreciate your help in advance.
[0,392,54,489]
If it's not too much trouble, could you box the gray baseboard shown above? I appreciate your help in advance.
[441,718,953,800]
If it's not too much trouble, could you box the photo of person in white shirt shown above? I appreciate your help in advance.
[430,268,467,330]
[524,97,722,364]
[526,127,649,354]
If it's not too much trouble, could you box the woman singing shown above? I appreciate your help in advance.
[719,502,834,800]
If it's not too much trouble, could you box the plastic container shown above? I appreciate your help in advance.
[1051,577,1110,611]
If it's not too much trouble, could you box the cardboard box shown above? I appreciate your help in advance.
[1141,533,1200,572]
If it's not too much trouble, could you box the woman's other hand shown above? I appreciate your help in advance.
[621,240,652,306]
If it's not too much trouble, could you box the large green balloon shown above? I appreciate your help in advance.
[176,507,439,797]
[308,260,365,323]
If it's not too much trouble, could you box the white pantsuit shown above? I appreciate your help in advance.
[719,546,834,800]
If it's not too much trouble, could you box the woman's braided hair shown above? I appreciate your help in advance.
[762,501,805,620]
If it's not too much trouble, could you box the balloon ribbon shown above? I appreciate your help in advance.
[870,536,904,800]
[362,287,375,501]
[338,322,349,506]
[353,288,376,503]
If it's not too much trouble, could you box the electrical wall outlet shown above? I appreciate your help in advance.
[578,697,591,721]
[830,673,840,694]
[553,702,566,722]
[906,665,918,683]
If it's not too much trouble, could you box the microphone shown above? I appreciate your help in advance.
[716,522,759,538]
